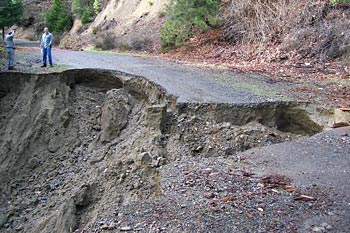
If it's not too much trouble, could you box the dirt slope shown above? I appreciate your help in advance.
[2,69,342,232]
[62,0,166,50]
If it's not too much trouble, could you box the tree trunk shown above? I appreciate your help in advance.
[2,27,4,41]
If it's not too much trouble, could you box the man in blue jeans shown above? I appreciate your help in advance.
[40,27,54,67]
[5,29,16,70]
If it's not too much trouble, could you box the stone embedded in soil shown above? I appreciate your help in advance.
[312,226,326,232]
[136,152,152,166]
[146,104,167,133]
[320,222,333,230]
[120,226,132,231]
[100,89,131,143]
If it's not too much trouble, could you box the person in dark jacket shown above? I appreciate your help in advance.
[40,27,54,67]
[5,29,15,70]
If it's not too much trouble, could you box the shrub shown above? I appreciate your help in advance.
[222,0,304,44]
[0,44,6,61]
[94,32,129,51]
[93,0,101,15]
[278,1,350,61]
[330,0,350,4]
[129,36,152,51]
[81,10,91,24]
[72,0,83,18]
[0,0,23,37]
[72,0,99,21]
[92,26,99,35]
[46,0,73,34]
[161,0,220,49]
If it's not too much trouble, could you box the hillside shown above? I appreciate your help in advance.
[15,1,350,60]
[61,0,167,51]
[70,0,349,83]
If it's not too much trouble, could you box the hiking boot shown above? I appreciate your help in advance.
[49,64,53,67]
[41,64,47,68]
[8,66,14,70]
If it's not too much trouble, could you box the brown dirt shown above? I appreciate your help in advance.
[2,69,344,233]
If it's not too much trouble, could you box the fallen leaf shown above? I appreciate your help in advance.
[285,185,297,192]
[294,194,316,201]
[339,106,350,111]
[209,205,221,212]
[246,212,253,219]
[221,196,236,202]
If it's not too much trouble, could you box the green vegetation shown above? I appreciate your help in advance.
[0,44,6,64]
[81,10,91,24]
[72,0,83,18]
[330,0,350,4]
[46,0,73,34]
[161,0,220,49]
[72,0,101,24]
[0,0,23,40]
[93,0,101,15]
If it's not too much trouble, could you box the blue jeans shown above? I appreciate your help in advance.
[7,47,15,68]
[42,46,53,65]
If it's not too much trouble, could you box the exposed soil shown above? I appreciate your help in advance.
[2,1,348,231]
[1,69,348,233]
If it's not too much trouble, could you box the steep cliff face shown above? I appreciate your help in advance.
[94,0,166,23]
[62,0,167,50]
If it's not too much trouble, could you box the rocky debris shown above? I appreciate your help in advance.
[33,200,77,233]
[312,222,333,232]
[75,156,336,232]
[167,114,303,159]
[120,226,132,231]
[333,108,350,127]
[100,89,132,143]
[0,70,346,232]
[146,104,167,133]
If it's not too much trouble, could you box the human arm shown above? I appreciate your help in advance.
[7,30,14,39]
[48,33,53,47]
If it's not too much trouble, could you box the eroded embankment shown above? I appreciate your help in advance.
[0,69,332,232]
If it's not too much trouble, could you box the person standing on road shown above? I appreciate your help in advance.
[5,29,16,70]
[40,27,53,68]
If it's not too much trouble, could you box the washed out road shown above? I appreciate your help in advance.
[7,42,350,231]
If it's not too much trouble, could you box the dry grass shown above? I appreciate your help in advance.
[94,32,126,50]
[128,36,152,51]
[94,32,153,52]
[281,3,350,61]
[222,0,304,44]
[222,0,350,61]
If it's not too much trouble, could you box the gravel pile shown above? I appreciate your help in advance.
[75,156,334,232]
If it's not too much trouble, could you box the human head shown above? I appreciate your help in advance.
[44,27,49,33]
